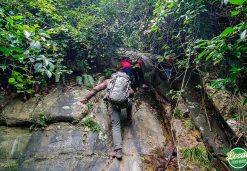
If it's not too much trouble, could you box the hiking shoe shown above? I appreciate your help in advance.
[114,149,123,160]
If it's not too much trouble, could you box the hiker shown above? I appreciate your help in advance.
[81,71,134,160]
[132,57,148,89]
[119,57,132,77]
[158,56,174,81]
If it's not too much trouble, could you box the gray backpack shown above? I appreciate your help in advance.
[107,72,130,104]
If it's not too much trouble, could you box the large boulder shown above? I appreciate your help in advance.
[0,88,89,126]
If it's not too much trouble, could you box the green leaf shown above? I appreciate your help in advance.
[229,0,245,5]
[23,30,31,39]
[195,41,208,48]
[11,47,24,52]
[0,46,11,56]
[231,11,240,16]
[230,66,242,74]
[150,26,158,32]
[6,17,14,24]
[206,51,217,61]
[40,32,51,39]
[45,70,52,78]
[15,83,24,88]
[0,65,7,71]
[157,55,165,63]
[12,71,23,82]
[167,2,174,8]
[198,50,207,59]
[240,30,246,40]
[8,78,16,84]
[30,40,41,49]
[14,54,25,59]
[5,24,10,30]
[34,63,43,72]
[211,79,227,89]
[241,98,247,105]
[26,89,34,94]
[11,15,24,20]
[48,62,55,71]
[17,90,25,93]
[220,27,235,37]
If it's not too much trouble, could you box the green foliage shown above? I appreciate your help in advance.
[87,100,94,110]
[229,0,246,5]
[184,118,197,130]
[76,76,83,86]
[0,0,155,96]
[1,0,246,106]
[195,0,247,102]
[174,108,184,119]
[150,0,247,105]
[103,68,112,78]
[241,98,247,105]
[30,113,49,131]
[0,1,67,95]
[82,74,95,88]
[182,147,211,167]
[168,89,184,100]
[82,115,101,133]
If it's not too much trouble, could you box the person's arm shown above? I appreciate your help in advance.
[81,79,109,104]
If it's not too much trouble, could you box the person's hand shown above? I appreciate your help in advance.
[80,99,88,104]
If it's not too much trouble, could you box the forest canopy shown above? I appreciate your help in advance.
[0,0,246,104]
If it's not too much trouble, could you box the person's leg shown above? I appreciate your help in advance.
[110,104,122,151]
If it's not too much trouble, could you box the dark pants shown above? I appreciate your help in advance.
[109,99,132,150]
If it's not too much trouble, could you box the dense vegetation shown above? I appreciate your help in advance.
[0,0,246,104]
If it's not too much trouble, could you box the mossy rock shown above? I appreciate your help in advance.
[0,127,31,170]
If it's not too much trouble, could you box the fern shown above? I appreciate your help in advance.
[82,115,101,133]
[82,74,95,88]
[182,147,211,166]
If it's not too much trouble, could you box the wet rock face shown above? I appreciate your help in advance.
[106,92,167,171]
[20,123,111,170]
[122,98,166,155]
[0,127,31,170]
[0,69,172,171]
[29,93,165,171]
[91,91,167,171]
[0,88,89,126]
[38,89,89,122]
